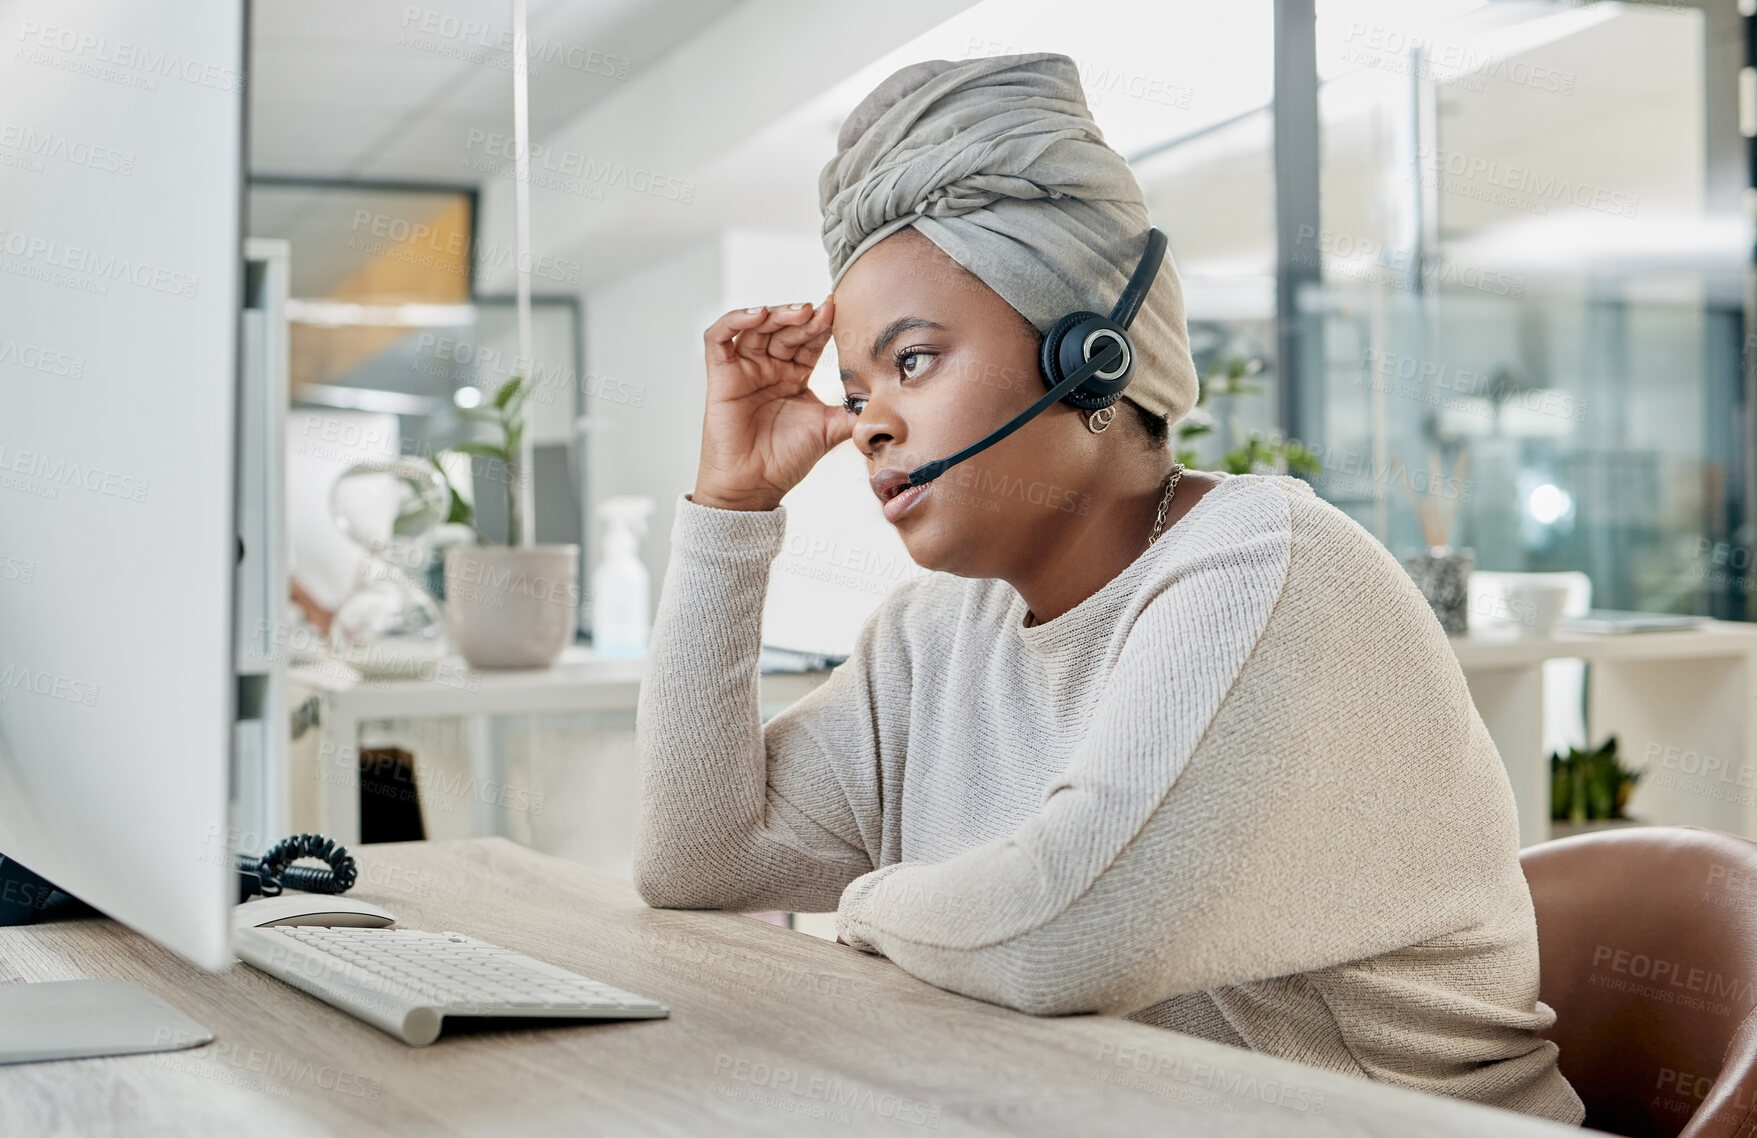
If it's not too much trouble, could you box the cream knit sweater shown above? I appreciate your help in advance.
[632,471,1585,1126]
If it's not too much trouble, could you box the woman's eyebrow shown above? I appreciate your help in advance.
[839,317,946,384]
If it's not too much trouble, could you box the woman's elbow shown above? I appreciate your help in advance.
[970,940,1137,1017]
[992,984,1087,1017]
[997,975,1098,1017]
[631,849,731,909]
[927,945,1103,1017]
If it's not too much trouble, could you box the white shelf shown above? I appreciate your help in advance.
[289,644,831,844]
[1452,622,1757,847]
[1451,621,1757,669]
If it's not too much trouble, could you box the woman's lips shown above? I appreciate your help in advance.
[883,480,932,522]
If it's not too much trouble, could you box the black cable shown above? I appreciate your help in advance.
[237,833,358,900]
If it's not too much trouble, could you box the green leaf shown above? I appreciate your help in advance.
[451,441,510,461]
[492,376,523,411]
[1283,443,1322,477]
[428,455,473,526]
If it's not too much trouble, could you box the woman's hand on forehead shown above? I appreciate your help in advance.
[693,295,852,512]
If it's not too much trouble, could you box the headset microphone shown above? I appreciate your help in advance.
[902,226,1169,489]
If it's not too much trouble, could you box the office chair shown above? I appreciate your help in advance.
[1521,826,1757,1138]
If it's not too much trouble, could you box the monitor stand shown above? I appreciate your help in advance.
[0,854,213,1065]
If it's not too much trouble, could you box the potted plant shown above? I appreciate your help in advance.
[1549,735,1645,838]
[1175,354,1322,477]
[434,376,580,669]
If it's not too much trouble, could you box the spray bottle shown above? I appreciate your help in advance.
[591,496,654,660]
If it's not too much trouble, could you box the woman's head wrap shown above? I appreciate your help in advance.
[818,51,1198,429]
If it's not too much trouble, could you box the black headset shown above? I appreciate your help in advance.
[902,226,1169,489]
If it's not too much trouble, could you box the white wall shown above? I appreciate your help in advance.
[581,229,927,659]
[582,235,724,604]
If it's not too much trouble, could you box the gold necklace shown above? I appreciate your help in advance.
[1149,462,1185,544]
[1023,463,1186,628]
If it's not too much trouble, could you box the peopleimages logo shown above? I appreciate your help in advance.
[0,227,199,299]
[1293,224,1526,299]
[0,443,150,504]
[0,664,100,707]
[398,6,631,79]
[712,1054,941,1128]
[1341,22,1576,95]
[1589,943,1756,1012]
[411,335,644,409]
[1412,144,1639,219]
[1360,349,1589,423]
[963,38,1194,109]
[14,20,244,93]
[463,129,696,204]
[0,121,135,176]
[1094,1042,1326,1114]
[446,556,579,607]
[346,210,585,285]
[0,337,85,380]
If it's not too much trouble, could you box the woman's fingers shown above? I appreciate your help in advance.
[768,299,832,362]
[790,324,834,373]
[735,301,815,361]
[705,299,830,383]
[821,397,857,448]
[704,305,771,367]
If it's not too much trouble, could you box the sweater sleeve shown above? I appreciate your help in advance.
[631,491,890,914]
[832,486,1302,1014]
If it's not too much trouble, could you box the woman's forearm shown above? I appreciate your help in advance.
[632,492,874,913]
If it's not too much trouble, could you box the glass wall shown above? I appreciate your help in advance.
[1137,107,1283,471]
[1303,0,1746,616]
[1129,1,1744,616]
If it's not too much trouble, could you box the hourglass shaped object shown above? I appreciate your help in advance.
[327,458,451,679]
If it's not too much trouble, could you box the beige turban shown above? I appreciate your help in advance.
[819,51,1199,428]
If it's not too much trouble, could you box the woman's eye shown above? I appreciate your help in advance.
[898,351,931,380]
[842,351,933,415]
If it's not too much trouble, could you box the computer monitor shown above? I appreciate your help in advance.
[0,0,245,1052]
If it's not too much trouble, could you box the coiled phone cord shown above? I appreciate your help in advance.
[236,833,357,898]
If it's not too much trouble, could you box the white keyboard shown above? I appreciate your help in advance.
[234,926,668,1045]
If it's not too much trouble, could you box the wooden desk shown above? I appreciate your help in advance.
[0,839,1589,1137]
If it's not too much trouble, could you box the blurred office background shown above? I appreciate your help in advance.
[248,0,1752,874]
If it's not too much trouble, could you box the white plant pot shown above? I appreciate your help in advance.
[443,545,580,669]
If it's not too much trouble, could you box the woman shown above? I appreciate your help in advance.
[632,52,1584,1126]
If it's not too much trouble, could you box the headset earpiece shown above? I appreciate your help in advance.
[1040,311,1134,410]
[899,228,1168,489]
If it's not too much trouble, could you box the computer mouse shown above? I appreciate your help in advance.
[232,894,397,929]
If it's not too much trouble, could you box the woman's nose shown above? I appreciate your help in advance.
[853,392,900,458]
